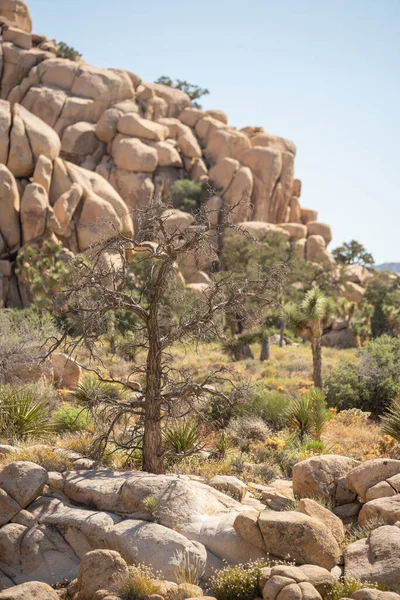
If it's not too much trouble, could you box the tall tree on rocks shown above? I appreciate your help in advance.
[49,201,284,474]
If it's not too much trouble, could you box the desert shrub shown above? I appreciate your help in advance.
[56,41,82,61]
[167,179,205,213]
[174,549,203,585]
[326,335,400,415]
[252,442,301,477]
[204,383,253,427]
[226,416,271,451]
[0,445,76,472]
[0,386,54,440]
[346,516,388,543]
[285,388,330,440]
[53,405,91,433]
[0,310,56,383]
[164,420,200,455]
[211,562,266,600]
[252,462,280,483]
[250,389,291,429]
[73,377,126,407]
[16,242,67,310]
[118,564,160,600]
[301,439,327,453]
[155,76,209,109]
[327,579,380,600]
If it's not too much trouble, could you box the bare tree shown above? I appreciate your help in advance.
[50,200,284,473]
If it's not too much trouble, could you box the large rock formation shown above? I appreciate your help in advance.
[0,0,333,308]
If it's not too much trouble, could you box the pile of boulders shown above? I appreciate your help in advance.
[0,0,336,308]
[1,454,400,596]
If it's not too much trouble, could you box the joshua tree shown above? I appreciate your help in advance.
[49,201,283,473]
[286,288,334,388]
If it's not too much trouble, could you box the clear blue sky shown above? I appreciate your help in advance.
[28,0,400,264]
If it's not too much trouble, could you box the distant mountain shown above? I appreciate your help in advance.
[375,263,400,274]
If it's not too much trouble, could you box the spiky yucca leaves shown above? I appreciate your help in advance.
[381,396,400,443]
[0,387,54,439]
[73,377,126,407]
[164,420,200,455]
[285,388,329,441]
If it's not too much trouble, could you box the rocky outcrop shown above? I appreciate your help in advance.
[0,0,326,248]
[234,508,341,569]
[344,526,400,591]
[292,455,359,507]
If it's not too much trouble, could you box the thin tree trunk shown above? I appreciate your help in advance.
[142,311,164,473]
[311,321,323,388]
[142,261,171,474]
[279,319,285,348]
[260,336,270,361]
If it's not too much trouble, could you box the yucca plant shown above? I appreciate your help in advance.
[285,288,334,388]
[285,395,312,441]
[285,388,329,441]
[164,420,200,455]
[0,386,54,439]
[73,377,126,407]
[381,396,400,443]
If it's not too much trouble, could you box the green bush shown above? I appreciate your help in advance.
[250,389,291,429]
[164,420,200,454]
[326,335,400,415]
[211,562,265,600]
[57,41,82,61]
[73,377,126,407]
[0,310,56,384]
[53,405,91,433]
[0,386,54,439]
[167,179,205,213]
[226,416,271,451]
[327,580,380,600]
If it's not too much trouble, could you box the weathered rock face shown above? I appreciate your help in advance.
[0,0,327,276]
[234,509,341,570]
[292,455,359,507]
[344,526,400,591]
[0,581,59,599]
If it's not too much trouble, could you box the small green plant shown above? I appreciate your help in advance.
[327,579,380,600]
[53,405,91,434]
[0,386,54,439]
[142,495,158,517]
[56,41,82,61]
[301,439,327,453]
[155,76,210,108]
[167,179,205,213]
[285,388,329,441]
[211,561,266,600]
[164,420,200,455]
[118,564,160,600]
[250,389,291,430]
[73,377,126,407]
